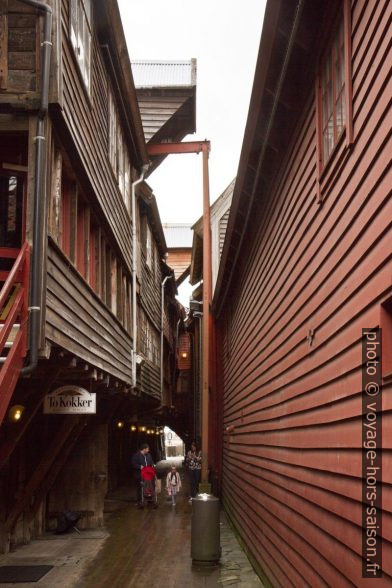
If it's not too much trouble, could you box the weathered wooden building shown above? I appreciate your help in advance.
[132,59,197,175]
[212,0,391,585]
[163,223,193,286]
[0,0,192,552]
[190,177,234,293]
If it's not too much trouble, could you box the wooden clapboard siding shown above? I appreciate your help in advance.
[140,247,161,332]
[137,94,191,142]
[218,0,392,585]
[218,210,229,258]
[59,0,133,273]
[46,243,132,383]
[166,249,191,282]
[139,360,160,400]
[0,0,38,95]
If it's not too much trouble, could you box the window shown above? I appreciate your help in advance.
[146,223,152,269]
[100,235,106,302]
[108,89,117,173]
[381,299,392,381]
[316,1,352,173]
[123,275,131,334]
[0,174,23,248]
[321,20,345,163]
[139,310,160,366]
[89,221,99,293]
[70,0,92,92]
[124,148,131,212]
[76,198,88,278]
[61,176,77,263]
[108,86,132,211]
[117,123,124,197]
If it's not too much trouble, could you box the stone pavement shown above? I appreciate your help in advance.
[0,459,264,587]
[0,530,108,587]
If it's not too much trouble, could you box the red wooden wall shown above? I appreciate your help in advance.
[218,0,392,585]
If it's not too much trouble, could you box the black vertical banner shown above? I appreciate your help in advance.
[362,328,382,578]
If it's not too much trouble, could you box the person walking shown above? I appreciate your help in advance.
[186,442,201,501]
[132,443,154,508]
[166,465,181,506]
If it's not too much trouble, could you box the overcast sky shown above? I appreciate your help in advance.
[119,0,266,225]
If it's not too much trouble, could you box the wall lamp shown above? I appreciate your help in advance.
[8,405,25,423]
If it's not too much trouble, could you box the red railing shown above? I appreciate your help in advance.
[0,244,30,426]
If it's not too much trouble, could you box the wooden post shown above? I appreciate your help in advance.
[201,145,212,489]
[145,140,212,489]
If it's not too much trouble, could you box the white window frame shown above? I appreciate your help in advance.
[70,0,92,93]
[146,223,153,269]
[108,86,132,211]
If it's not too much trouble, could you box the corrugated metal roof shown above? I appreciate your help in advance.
[163,223,193,248]
[132,60,196,88]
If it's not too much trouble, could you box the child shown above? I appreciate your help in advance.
[166,465,181,506]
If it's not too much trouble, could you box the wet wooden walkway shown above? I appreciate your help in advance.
[80,460,264,588]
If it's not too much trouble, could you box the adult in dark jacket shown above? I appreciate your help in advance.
[132,444,154,507]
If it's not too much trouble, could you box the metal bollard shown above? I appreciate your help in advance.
[191,493,220,563]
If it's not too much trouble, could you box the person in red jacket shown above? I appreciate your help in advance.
[132,444,154,508]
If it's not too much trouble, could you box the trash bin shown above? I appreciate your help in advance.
[191,493,220,563]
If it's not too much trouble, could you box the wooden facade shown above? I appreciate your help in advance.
[191,177,234,293]
[213,0,391,585]
[0,0,188,552]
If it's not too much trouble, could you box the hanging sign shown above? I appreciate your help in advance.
[44,385,96,414]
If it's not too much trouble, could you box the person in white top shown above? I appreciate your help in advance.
[166,465,181,506]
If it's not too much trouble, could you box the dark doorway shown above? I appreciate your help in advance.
[0,174,24,249]
[0,132,28,275]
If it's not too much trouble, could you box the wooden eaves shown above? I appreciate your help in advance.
[139,182,167,259]
[94,0,149,170]
[212,0,331,317]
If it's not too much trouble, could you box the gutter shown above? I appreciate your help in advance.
[20,0,52,375]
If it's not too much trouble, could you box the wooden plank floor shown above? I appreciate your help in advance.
[80,460,264,588]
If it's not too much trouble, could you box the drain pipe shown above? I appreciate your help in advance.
[20,0,52,375]
[160,275,172,402]
[131,165,149,388]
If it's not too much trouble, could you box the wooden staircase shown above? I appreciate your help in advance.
[0,244,30,426]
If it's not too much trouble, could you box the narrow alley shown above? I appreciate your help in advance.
[0,0,390,586]
[0,461,263,588]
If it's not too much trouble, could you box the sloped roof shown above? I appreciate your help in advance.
[132,60,196,88]
[163,223,193,249]
[131,59,197,176]
[190,178,235,286]
[192,178,236,236]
